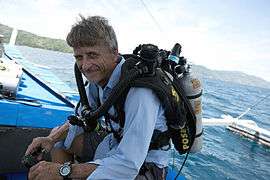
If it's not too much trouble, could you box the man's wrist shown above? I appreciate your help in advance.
[59,162,72,180]
[68,163,97,179]
[46,136,55,144]
[48,126,61,143]
[48,123,69,143]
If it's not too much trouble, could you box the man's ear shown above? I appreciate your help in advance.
[113,49,119,63]
[113,49,118,56]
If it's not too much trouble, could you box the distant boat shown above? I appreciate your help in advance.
[203,115,270,147]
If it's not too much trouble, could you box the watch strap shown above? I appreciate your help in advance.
[63,177,72,180]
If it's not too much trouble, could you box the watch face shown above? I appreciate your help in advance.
[60,165,71,176]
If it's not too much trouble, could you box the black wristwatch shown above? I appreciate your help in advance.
[59,162,72,180]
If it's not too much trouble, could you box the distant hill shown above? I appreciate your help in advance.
[192,65,270,89]
[0,23,12,42]
[1,23,269,89]
[0,23,72,53]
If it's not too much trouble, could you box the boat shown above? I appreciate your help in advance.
[203,115,270,147]
[0,40,78,179]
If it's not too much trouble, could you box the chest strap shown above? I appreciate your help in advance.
[104,113,171,150]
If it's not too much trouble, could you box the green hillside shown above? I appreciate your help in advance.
[0,23,12,43]
[0,23,72,53]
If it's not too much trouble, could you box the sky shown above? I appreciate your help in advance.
[0,0,270,82]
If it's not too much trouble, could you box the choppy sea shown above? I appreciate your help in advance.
[18,46,270,180]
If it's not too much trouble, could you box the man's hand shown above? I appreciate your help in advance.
[25,123,69,157]
[28,161,62,180]
[25,137,54,159]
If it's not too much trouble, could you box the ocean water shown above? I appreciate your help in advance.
[18,46,270,180]
[172,79,270,180]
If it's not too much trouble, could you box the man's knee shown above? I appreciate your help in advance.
[69,133,84,157]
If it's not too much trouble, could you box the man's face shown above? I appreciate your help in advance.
[73,44,118,87]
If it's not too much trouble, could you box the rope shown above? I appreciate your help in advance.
[139,0,163,32]
[237,94,270,119]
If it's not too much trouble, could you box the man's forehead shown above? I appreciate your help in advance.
[74,45,104,53]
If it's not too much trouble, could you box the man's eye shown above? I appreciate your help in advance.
[87,53,98,59]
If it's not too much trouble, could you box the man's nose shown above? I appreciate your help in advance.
[80,56,93,70]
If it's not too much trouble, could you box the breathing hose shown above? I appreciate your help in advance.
[71,62,145,130]
[74,64,90,110]
[84,68,142,120]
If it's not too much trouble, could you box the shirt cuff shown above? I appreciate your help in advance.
[64,125,84,149]
[53,140,65,149]
[87,159,103,166]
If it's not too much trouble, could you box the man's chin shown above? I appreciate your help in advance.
[84,73,103,85]
[84,74,96,81]
[85,76,99,84]
[86,78,98,83]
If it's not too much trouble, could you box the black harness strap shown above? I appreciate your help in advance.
[149,130,171,150]
[104,113,123,143]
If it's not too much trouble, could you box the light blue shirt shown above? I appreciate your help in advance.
[64,57,169,179]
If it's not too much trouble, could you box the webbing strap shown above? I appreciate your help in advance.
[186,90,203,99]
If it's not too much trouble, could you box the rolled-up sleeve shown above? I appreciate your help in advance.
[54,124,84,150]
[88,87,161,180]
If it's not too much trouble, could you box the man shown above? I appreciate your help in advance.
[25,15,169,180]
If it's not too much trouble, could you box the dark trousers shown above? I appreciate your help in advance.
[135,163,166,180]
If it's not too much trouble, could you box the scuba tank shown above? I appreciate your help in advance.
[173,48,203,152]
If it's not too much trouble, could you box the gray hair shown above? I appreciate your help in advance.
[66,15,118,51]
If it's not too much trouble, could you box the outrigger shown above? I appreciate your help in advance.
[203,94,270,148]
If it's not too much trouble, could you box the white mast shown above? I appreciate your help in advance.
[9,28,18,45]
